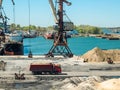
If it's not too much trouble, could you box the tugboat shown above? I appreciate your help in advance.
[0,0,23,55]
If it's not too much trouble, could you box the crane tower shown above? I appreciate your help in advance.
[46,0,73,57]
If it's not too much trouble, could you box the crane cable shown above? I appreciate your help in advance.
[55,0,57,12]
[11,0,15,24]
[28,0,31,32]
[28,0,32,58]
[11,0,15,5]
[12,2,15,29]
[63,11,72,22]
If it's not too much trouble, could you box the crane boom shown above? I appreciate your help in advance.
[0,0,3,6]
[63,0,71,6]
[0,0,15,6]
[49,0,58,24]
[0,0,15,33]
[11,0,15,5]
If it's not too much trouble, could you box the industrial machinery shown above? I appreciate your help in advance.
[14,66,25,80]
[30,62,62,75]
[0,60,6,71]
[0,0,23,55]
[0,0,15,32]
[46,0,74,57]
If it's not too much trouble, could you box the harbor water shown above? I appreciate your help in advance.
[23,36,120,56]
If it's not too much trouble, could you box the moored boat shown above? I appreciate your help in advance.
[3,42,23,55]
[44,32,54,39]
[5,31,23,43]
[0,31,24,55]
[0,0,24,56]
[43,31,72,39]
[0,29,24,56]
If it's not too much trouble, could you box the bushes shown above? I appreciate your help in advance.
[75,25,103,34]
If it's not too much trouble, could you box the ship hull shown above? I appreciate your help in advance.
[0,42,23,55]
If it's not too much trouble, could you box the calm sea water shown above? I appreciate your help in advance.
[23,36,120,56]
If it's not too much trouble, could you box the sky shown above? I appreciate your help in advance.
[2,0,120,27]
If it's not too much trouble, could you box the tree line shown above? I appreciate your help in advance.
[10,23,103,34]
[10,23,53,32]
[75,25,103,34]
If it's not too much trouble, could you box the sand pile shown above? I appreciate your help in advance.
[51,76,103,90]
[81,47,120,62]
[51,77,120,90]
[96,78,120,90]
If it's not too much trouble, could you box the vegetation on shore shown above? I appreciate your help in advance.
[10,23,103,34]
[75,25,103,34]
[10,23,49,32]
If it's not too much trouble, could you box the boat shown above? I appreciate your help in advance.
[113,29,120,33]
[0,31,24,55]
[0,25,24,56]
[1,30,24,55]
[0,0,24,55]
[107,37,119,40]
[5,30,23,42]
[4,42,23,55]
[43,32,54,39]
[23,30,38,38]
[44,31,72,39]
[0,42,23,55]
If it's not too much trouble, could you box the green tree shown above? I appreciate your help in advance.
[10,23,16,31]
[76,25,103,34]
[16,24,21,30]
